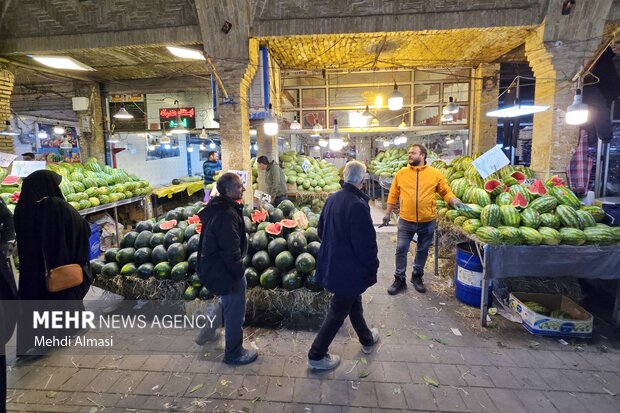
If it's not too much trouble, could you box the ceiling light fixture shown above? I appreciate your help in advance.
[383,140,390,148]
[209,139,216,149]
[263,103,278,136]
[290,115,301,130]
[37,130,48,139]
[486,77,549,117]
[312,121,323,133]
[31,55,95,71]
[108,132,119,144]
[171,100,189,134]
[566,78,589,125]
[0,120,18,136]
[164,143,171,150]
[252,143,258,151]
[318,138,328,147]
[388,82,404,111]
[361,106,373,118]
[375,94,383,109]
[250,129,257,137]
[113,103,134,119]
[53,122,65,135]
[199,128,208,139]
[166,46,206,61]
[328,119,344,151]
[187,145,194,153]
[443,96,459,115]
[440,113,454,122]
[160,128,171,145]
[200,142,207,151]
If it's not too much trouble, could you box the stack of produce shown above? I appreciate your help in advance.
[47,158,152,211]
[0,173,21,212]
[253,153,340,193]
[171,176,202,185]
[91,200,324,301]
[243,199,322,293]
[368,148,408,178]
[436,157,620,246]
[91,202,208,300]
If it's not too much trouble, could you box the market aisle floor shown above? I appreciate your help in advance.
[6,232,620,412]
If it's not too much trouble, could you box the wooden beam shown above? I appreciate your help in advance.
[102,76,211,95]
[0,25,201,54]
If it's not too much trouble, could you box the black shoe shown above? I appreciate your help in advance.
[411,277,426,293]
[224,348,258,366]
[195,325,219,346]
[387,278,407,295]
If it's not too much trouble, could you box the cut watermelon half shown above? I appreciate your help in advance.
[511,192,528,208]
[528,179,547,196]
[265,222,282,236]
[1,175,19,186]
[510,171,526,185]
[159,219,178,230]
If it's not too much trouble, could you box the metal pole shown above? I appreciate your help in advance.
[113,206,119,247]
[594,138,604,197]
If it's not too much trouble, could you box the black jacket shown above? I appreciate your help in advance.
[315,183,379,297]
[197,195,247,295]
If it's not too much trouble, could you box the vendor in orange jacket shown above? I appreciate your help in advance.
[383,144,467,295]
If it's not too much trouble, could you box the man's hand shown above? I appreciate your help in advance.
[452,199,470,212]
[382,213,391,226]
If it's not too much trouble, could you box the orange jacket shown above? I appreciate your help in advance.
[387,165,455,223]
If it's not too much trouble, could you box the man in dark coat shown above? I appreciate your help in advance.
[196,172,257,365]
[307,160,380,371]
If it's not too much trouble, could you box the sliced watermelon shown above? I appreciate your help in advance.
[1,175,19,186]
[510,171,526,185]
[159,219,178,230]
[528,179,547,196]
[187,215,200,225]
[511,192,529,209]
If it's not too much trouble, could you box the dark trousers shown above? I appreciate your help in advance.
[308,294,373,360]
[394,219,436,280]
[1,351,5,413]
[220,277,247,361]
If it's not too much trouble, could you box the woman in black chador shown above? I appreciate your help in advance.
[14,170,92,356]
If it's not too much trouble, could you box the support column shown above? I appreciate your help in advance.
[470,64,500,155]
[75,82,105,163]
[524,1,613,179]
[0,65,15,154]
[256,127,278,163]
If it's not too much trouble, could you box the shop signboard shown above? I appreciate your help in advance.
[159,107,196,130]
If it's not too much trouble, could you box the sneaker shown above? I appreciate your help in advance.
[387,278,407,295]
[224,348,258,366]
[411,277,427,293]
[308,353,341,371]
[361,328,380,354]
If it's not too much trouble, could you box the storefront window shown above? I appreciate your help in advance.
[414,84,440,104]
[302,89,326,107]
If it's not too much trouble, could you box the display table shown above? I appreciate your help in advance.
[79,195,147,247]
[151,181,204,199]
[433,220,620,326]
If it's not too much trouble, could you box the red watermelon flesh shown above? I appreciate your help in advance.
[511,193,528,208]
[251,209,268,223]
[546,175,566,187]
[1,175,19,186]
[187,215,200,225]
[484,179,502,193]
[280,219,298,229]
[265,223,282,236]
[510,171,526,185]
[159,220,178,230]
[528,179,547,196]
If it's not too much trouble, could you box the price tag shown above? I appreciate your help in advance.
[254,190,272,203]
[11,161,46,177]
[227,169,248,187]
[471,146,510,179]
[301,159,310,174]
[523,178,535,186]
[0,152,17,168]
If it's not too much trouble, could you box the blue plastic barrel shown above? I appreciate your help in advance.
[454,242,491,307]
[88,223,101,260]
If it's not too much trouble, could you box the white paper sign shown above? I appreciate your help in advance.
[253,190,272,203]
[301,159,310,174]
[11,161,46,178]
[228,170,249,187]
[0,152,17,168]
[471,146,510,179]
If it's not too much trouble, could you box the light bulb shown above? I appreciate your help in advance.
[383,140,390,148]
[37,130,48,139]
[375,94,383,109]
[252,143,258,151]
[164,143,171,149]
[53,123,65,135]
[440,113,454,122]
[443,96,459,115]
[312,122,323,133]
[290,116,301,130]
[388,82,404,111]
[263,103,278,136]
[209,140,216,149]
[319,138,328,147]
[200,143,207,151]
[187,145,194,153]
[566,90,589,125]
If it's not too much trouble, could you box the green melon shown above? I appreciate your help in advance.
[251,231,269,251]
[120,263,137,276]
[120,231,139,249]
[304,227,320,243]
[104,248,119,263]
[134,247,152,266]
[267,237,287,258]
[164,228,184,249]
[136,263,154,279]
[188,251,198,273]
[251,251,271,272]
[100,262,119,279]
[519,227,543,246]
[186,234,200,255]
[149,232,165,248]
[304,270,323,292]
[275,251,295,272]
[153,262,172,280]
[287,232,308,256]
[199,286,214,300]
[171,262,189,281]
[295,252,316,274]
[90,259,105,275]
[245,267,259,288]
[184,224,198,241]
[167,243,186,266]
[135,221,154,232]
[259,267,280,289]
[282,269,304,291]
[538,227,561,245]
[540,213,561,229]
[307,241,321,257]
[559,227,586,246]
[116,248,136,266]
[151,245,168,264]
[134,231,153,249]
[183,285,199,300]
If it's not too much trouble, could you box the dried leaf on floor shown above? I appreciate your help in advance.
[358,371,370,378]
[422,375,440,387]
[189,383,203,394]
[393,385,402,395]
[46,391,58,399]
[528,340,540,349]
[416,332,430,341]
[434,338,448,345]
[89,408,98,413]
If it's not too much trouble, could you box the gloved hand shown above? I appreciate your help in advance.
[453,200,471,212]
[382,213,391,226]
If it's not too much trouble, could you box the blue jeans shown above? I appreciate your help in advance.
[308,294,373,360]
[220,276,247,361]
[394,219,436,280]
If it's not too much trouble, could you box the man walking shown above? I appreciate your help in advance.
[196,173,257,365]
[308,161,379,371]
[384,144,466,295]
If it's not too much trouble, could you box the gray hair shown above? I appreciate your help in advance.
[343,160,366,184]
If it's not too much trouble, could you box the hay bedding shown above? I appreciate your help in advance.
[94,276,186,300]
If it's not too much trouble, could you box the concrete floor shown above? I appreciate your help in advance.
[5,223,620,412]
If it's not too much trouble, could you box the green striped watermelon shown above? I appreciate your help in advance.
[520,208,542,229]
[498,226,522,245]
[559,228,586,246]
[575,210,596,228]
[480,204,502,227]
[538,227,561,245]
[461,204,483,219]
[475,226,503,244]
[519,227,542,245]
[495,192,513,206]
[612,227,620,242]
[445,210,460,222]
[528,195,558,213]
[540,213,561,229]
[500,205,520,227]
[472,188,492,207]
[583,227,615,245]
[453,216,467,226]
[556,205,582,229]
[509,184,530,202]
[462,219,482,234]
[579,206,605,222]
[551,186,582,209]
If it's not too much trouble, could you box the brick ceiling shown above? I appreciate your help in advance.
[260,27,534,71]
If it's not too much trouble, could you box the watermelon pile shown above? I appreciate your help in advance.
[90,202,211,300]
[171,175,202,185]
[368,148,408,178]
[46,158,152,211]
[243,199,323,292]
[0,172,21,212]
[256,152,341,193]
[437,157,620,246]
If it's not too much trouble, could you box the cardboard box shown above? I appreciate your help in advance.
[509,292,593,338]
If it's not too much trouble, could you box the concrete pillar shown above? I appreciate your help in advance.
[256,127,277,163]
[0,66,15,154]
[75,83,105,163]
[470,64,500,155]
